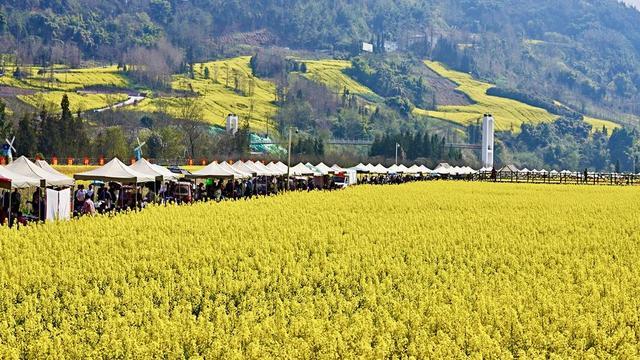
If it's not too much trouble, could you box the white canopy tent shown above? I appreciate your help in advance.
[373,164,388,174]
[435,163,453,175]
[74,158,156,183]
[406,165,421,174]
[289,162,315,176]
[331,164,346,172]
[314,163,335,175]
[0,166,41,188]
[418,165,433,174]
[7,156,74,187]
[36,160,74,179]
[218,161,252,178]
[266,162,287,176]
[303,163,323,176]
[350,163,370,173]
[387,164,401,173]
[231,161,259,176]
[275,161,289,174]
[247,160,279,176]
[186,162,236,179]
[365,163,377,173]
[129,158,179,182]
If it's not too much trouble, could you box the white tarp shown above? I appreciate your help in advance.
[0,165,40,188]
[46,188,71,221]
[74,158,156,183]
[7,156,74,187]
[129,158,179,182]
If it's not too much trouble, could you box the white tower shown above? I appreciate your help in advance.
[225,113,239,135]
[481,114,495,169]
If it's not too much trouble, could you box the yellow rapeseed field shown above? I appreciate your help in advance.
[1,182,640,358]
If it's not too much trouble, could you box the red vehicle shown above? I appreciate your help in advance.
[173,182,193,204]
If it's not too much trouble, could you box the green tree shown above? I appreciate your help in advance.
[0,100,12,139]
[59,94,74,156]
[93,127,128,160]
[15,114,36,157]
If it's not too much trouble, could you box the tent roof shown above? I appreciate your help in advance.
[314,162,334,175]
[36,159,74,179]
[7,156,74,187]
[247,160,279,176]
[218,161,252,178]
[129,158,179,182]
[418,165,432,173]
[232,161,259,176]
[331,164,346,172]
[290,162,315,176]
[266,162,287,176]
[350,163,370,173]
[0,165,41,188]
[187,161,236,179]
[74,158,157,183]
[373,164,388,174]
[499,164,520,173]
[387,164,402,173]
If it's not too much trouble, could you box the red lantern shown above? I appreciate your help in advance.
[52,156,58,166]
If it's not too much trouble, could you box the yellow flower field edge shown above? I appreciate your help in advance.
[415,61,558,131]
[1,182,639,358]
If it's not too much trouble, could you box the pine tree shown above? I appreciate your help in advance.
[60,94,74,156]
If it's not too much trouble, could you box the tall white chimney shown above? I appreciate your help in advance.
[482,114,495,169]
[226,113,239,135]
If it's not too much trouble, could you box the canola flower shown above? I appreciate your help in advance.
[1,182,640,358]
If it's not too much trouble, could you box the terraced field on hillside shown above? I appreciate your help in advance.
[414,61,558,131]
[302,60,380,101]
[137,56,277,131]
[416,61,623,134]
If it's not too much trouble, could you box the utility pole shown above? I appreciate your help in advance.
[287,127,293,190]
[395,143,400,165]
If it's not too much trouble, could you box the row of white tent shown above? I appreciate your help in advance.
[0,156,482,190]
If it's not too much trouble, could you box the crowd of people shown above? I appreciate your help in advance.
[1,167,437,228]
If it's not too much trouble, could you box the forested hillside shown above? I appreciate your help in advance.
[2,0,640,117]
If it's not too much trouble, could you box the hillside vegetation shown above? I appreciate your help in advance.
[414,61,558,131]
[138,57,277,130]
[302,60,379,101]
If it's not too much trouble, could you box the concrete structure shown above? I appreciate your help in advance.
[481,114,495,169]
[225,114,239,135]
